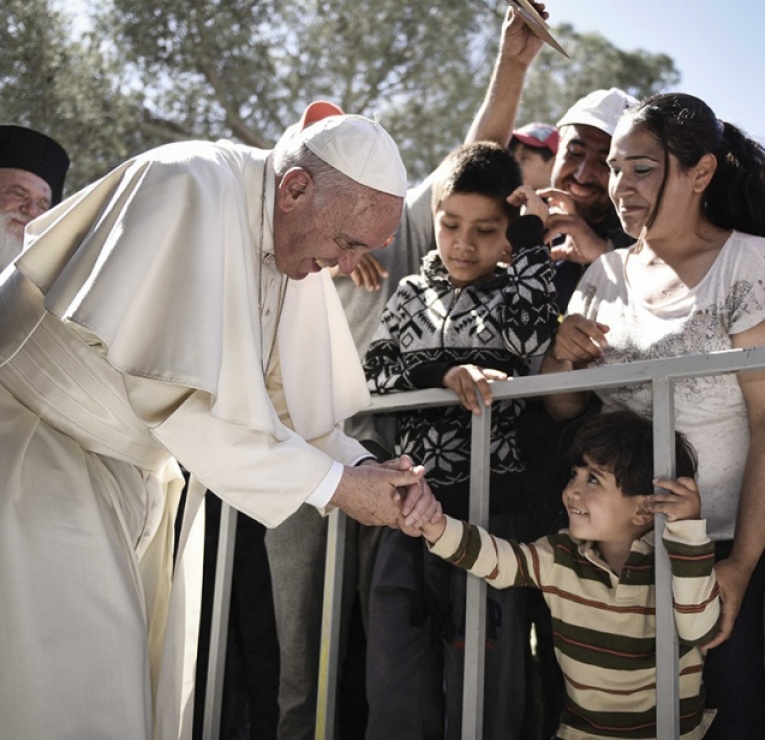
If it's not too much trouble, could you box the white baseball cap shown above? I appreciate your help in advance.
[300,113,408,197]
[556,88,638,137]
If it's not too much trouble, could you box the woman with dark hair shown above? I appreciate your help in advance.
[541,92,765,738]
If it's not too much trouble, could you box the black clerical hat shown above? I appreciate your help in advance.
[0,125,70,205]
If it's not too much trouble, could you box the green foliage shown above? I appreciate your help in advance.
[1,1,681,195]
[103,0,502,180]
[0,0,166,190]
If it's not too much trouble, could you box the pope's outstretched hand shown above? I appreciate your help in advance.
[332,455,442,536]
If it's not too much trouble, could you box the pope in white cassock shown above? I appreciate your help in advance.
[0,110,440,739]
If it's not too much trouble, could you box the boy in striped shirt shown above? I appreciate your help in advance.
[421,409,720,739]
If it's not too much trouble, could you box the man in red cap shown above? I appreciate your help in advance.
[509,121,559,190]
[0,124,69,272]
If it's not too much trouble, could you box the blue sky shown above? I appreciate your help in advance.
[547,0,765,143]
[62,1,764,145]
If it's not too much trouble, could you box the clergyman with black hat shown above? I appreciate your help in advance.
[0,124,69,271]
[0,113,441,739]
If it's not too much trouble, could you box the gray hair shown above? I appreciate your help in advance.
[273,139,358,208]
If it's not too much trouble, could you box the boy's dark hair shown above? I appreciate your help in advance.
[431,141,523,223]
[567,409,698,496]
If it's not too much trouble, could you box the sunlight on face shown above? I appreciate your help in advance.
[434,192,510,288]
[274,177,403,280]
[562,456,642,545]
[607,120,701,240]
[551,125,613,223]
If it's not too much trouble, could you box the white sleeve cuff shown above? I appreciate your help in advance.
[304,460,344,509]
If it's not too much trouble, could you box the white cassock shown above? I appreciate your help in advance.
[0,140,371,739]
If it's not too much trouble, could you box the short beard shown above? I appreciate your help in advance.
[0,212,26,272]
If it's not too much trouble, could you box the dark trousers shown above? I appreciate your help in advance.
[366,521,528,740]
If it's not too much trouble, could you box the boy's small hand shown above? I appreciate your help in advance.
[443,364,508,415]
[642,477,702,521]
[347,252,389,291]
[508,185,549,222]
[421,513,447,545]
[395,478,444,537]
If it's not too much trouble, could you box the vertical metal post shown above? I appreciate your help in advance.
[202,503,239,740]
[316,508,347,740]
[461,402,492,740]
[651,377,680,739]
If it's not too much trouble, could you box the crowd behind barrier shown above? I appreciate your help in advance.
[201,343,765,740]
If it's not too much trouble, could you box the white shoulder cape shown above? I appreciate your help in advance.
[15,139,370,440]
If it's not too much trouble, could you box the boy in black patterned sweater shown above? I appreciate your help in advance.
[362,141,558,740]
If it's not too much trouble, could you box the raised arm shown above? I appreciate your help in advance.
[465,2,547,146]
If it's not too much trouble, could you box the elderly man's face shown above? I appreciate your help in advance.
[0,168,52,237]
[550,124,613,224]
[0,168,52,270]
[273,169,402,280]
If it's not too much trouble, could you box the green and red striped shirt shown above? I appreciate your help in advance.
[429,517,720,739]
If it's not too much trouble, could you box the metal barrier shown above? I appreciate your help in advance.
[203,345,765,740]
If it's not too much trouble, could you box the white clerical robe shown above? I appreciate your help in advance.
[0,140,371,739]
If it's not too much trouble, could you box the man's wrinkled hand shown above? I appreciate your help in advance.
[331,463,427,528]
[351,455,442,537]
[544,214,611,264]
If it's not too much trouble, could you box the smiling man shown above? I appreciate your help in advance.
[0,124,69,271]
[541,88,638,309]
[0,112,441,740]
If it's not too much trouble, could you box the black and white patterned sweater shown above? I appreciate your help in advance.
[363,216,558,517]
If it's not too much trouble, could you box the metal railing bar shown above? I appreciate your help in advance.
[360,346,765,413]
[315,509,346,740]
[461,400,492,739]
[203,346,765,739]
[652,377,680,739]
[202,503,238,740]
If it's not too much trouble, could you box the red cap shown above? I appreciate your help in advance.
[511,122,559,155]
[298,100,344,130]
[278,100,345,146]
